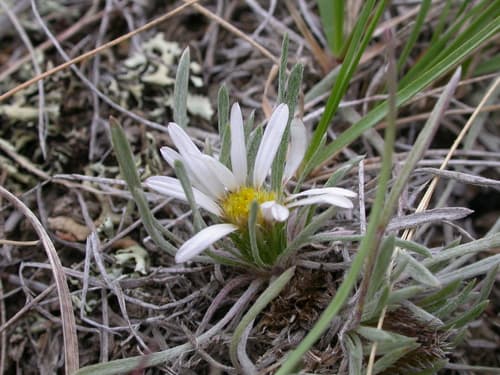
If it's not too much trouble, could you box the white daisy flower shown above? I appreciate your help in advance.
[145,103,356,263]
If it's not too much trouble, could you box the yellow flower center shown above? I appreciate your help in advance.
[221,187,275,227]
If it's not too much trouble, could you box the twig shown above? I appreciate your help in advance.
[0,284,56,334]
[0,239,39,246]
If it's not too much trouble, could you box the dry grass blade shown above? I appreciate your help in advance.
[0,239,39,246]
[285,0,331,72]
[415,167,500,188]
[387,207,474,232]
[410,75,500,224]
[0,0,47,158]
[0,0,199,102]
[366,67,463,375]
[0,8,110,81]
[0,186,79,374]
[183,0,279,64]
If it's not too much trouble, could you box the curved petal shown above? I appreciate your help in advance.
[287,194,354,209]
[160,146,181,168]
[200,154,239,191]
[230,103,248,185]
[168,122,202,157]
[175,223,238,263]
[185,153,227,199]
[286,187,357,201]
[283,119,307,183]
[144,176,222,215]
[159,148,215,197]
[253,104,289,188]
[260,201,289,222]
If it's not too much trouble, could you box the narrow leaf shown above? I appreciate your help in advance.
[400,252,441,288]
[397,0,432,71]
[367,235,395,301]
[173,160,205,231]
[345,333,363,375]
[272,63,304,193]
[110,118,176,255]
[173,47,190,128]
[248,200,265,267]
[218,85,231,166]
[277,34,289,103]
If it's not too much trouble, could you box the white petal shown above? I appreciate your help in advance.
[185,153,226,199]
[253,104,289,188]
[260,201,289,222]
[167,123,217,195]
[175,223,238,263]
[160,147,217,198]
[283,119,307,183]
[160,146,181,168]
[286,187,357,201]
[286,194,354,209]
[230,103,248,185]
[168,122,202,157]
[200,154,239,191]
[144,176,222,215]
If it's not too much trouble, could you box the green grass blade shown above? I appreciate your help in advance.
[317,0,344,56]
[474,53,500,75]
[430,0,453,44]
[303,0,383,167]
[400,0,500,87]
[306,15,499,172]
[397,0,431,72]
